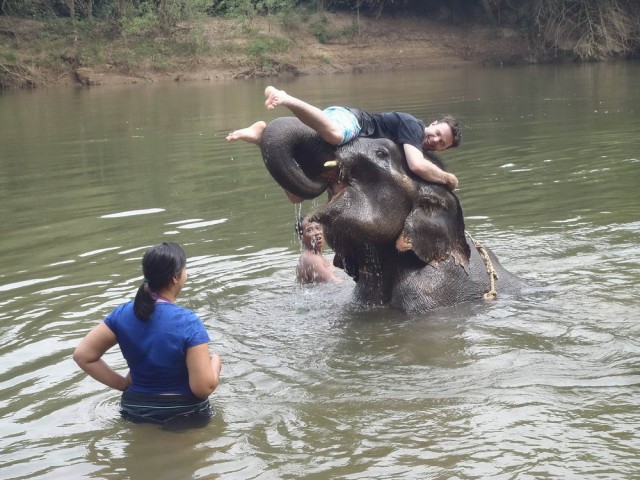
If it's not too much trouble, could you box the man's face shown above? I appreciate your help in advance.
[423,121,454,151]
[301,219,324,252]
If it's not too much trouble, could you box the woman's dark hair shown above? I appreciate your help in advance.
[133,242,187,321]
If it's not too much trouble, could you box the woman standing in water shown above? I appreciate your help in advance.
[73,242,222,426]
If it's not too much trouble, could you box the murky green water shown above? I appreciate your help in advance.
[1,63,639,479]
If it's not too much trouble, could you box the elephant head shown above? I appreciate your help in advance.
[261,117,524,312]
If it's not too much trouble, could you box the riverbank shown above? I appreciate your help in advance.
[2,13,534,89]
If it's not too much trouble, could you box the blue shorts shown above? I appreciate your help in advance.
[323,106,361,144]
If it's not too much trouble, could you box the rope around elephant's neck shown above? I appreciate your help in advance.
[467,233,498,300]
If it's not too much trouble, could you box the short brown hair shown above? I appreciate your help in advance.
[440,115,462,148]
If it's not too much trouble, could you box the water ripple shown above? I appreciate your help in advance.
[1,67,640,479]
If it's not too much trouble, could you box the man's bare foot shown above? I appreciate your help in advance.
[264,86,289,111]
[226,121,267,145]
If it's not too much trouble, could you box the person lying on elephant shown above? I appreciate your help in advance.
[295,216,343,284]
[226,85,462,194]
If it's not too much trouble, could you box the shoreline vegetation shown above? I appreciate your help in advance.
[1,0,639,90]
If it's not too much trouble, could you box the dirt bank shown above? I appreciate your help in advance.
[1,13,532,89]
[215,15,531,79]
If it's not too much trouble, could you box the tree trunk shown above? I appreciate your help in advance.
[479,0,497,23]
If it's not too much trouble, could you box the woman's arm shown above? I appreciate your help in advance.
[73,322,131,391]
[186,343,221,399]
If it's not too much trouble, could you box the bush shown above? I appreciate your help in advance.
[311,14,357,44]
[246,34,291,69]
[528,0,640,60]
[120,4,157,38]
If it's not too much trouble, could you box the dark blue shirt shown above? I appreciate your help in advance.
[348,108,426,150]
[104,301,210,395]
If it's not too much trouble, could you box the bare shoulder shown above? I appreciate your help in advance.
[296,252,341,284]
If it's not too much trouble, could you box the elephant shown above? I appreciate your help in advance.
[260,116,527,313]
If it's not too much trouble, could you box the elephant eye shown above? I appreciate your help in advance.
[418,192,449,210]
[375,148,388,159]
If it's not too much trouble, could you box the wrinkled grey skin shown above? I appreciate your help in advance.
[261,117,526,313]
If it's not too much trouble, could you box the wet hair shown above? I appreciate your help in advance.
[133,242,187,321]
[439,114,462,148]
[295,216,304,237]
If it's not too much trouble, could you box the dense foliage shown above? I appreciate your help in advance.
[2,0,638,61]
[1,0,638,89]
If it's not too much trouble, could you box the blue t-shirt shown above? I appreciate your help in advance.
[104,301,210,395]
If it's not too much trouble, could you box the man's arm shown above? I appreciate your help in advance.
[403,144,458,191]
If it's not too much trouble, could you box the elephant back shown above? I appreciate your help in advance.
[260,117,334,200]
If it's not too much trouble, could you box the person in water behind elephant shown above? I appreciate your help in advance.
[73,242,222,427]
[295,216,343,284]
[226,85,462,195]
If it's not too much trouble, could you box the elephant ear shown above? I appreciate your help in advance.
[260,117,333,200]
[395,185,470,268]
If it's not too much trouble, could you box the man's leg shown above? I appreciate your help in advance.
[226,121,267,145]
[264,86,343,145]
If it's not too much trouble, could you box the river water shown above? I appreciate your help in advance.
[0,63,639,479]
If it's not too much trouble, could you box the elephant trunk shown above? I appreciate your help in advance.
[260,117,335,200]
